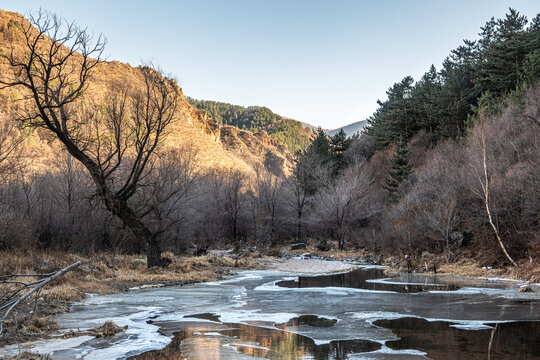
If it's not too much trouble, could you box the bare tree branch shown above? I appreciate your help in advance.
[0,261,81,335]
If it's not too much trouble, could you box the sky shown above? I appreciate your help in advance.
[1,1,538,129]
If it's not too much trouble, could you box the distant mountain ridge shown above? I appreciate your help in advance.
[328,120,368,137]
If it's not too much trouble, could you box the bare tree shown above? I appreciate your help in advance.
[0,11,180,267]
[252,165,283,244]
[0,117,26,180]
[314,160,374,250]
[410,141,463,251]
[223,170,247,243]
[420,194,458,250]
[135,146,200,246]
[521,82,540,128]
[467,119,517,266]
[284,151,321,241]
[53,150,86,218]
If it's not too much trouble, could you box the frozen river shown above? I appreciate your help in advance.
[3,265,540,359]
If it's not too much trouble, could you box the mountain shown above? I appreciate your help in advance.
[0,10,293,177]
[298,121,329,133]
[328,120,368,137]
[187,98,313,153]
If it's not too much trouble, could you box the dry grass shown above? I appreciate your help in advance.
[437,259,504,278]
[0,250,260,294]
[41,284,85,302]
[513,257,540,283]
[23,317,58,334]
[87,321,127,338]
[0,249,263,347]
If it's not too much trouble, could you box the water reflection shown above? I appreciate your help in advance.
[185,313,222,322]
[130,322,381,360]
[43,268,539,359]
[374,317,540,360]
[276,268,460,293]
[276,315,338,329]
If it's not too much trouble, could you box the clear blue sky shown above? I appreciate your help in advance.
[1,1,538,129]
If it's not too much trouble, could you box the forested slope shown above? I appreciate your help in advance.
[187,98,313,153]
[365,8,540,148]
[293,9,539,271]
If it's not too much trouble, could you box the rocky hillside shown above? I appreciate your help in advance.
[187,97,314,153]
[0,10,293,177]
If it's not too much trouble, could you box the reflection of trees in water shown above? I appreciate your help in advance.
[129,322,380,360]
[487,323,498,360]
[375,317,540,360]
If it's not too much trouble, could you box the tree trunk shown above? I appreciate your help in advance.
[480,127,517,267]
[297,208,302,240]
[99,188,163,268]
[338,225,345,250]
[119,212,163,268]
[146,236,163,268]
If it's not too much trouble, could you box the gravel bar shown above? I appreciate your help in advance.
[269,258,357,274]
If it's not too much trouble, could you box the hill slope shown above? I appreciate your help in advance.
[0,10,293,177]
[187,98,313,153]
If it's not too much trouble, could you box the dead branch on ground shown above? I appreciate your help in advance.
[0,261,81,335]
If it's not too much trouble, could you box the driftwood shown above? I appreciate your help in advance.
[0,261,81,335]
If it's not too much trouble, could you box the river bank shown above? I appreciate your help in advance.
[0,250,263,349]
[2,260,539,360]
[1,246,538,356]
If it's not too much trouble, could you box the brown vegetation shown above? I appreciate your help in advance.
[0,249,260,347]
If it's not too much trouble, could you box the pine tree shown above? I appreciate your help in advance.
[413,65,442,136]
[476,8,529,95]
[309,127,331,160]
[383,138,412,202]
[329,129,352,174]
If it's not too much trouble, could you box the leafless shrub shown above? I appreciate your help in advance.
[312,160,376,250]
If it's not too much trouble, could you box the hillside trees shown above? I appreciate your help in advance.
[329,129,352,174]
[187,97,312,153]
[383,138,412,202]
[0,11,180,267]
[365,9,540,150]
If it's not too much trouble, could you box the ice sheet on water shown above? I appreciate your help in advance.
[349,311,416,324]
[449,323,494,330]
[0,336,95,357]
[428,287,512,295]
[13,266,540,360]
[205,273,264,285]
[218,309,300,324]
[348,311,514,332]
[255,279,397,294]
[346,345,428,359]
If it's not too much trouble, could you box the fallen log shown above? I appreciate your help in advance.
[0,261,81,335]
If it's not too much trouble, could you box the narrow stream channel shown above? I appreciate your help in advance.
[2,265,539,359]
